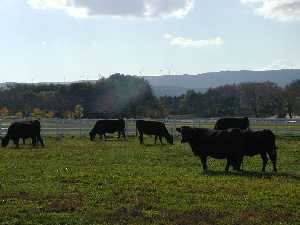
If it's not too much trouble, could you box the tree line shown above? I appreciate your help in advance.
[159,81,300,118]
[0,74,299,119]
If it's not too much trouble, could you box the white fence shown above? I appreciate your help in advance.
[0,118,300,138]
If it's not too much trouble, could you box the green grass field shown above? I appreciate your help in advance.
[0,136,299,225]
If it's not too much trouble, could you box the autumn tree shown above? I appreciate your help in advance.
[74,104,84,119]
[0,106,9,118]
[32,108,45,118]
[285,80,300,118]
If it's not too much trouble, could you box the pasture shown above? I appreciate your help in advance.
[0,136,299,225]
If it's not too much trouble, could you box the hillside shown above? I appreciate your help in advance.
[144,69,300,96]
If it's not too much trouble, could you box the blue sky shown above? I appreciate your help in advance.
[0,0,300,82]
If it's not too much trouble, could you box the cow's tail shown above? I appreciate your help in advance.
[135,125,138,137]
[214,124,218,130]
[269,133,278,170]
[272,143,278,159]
[271,141,278,172]
[1,134,10,147]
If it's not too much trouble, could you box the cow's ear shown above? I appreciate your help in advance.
[176,128,181,133]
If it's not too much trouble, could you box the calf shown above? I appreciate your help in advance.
[215,117,249,130]
[242,129,277,172]
[177,126,243,172]
[1,120,44,148]
[89,119,126,141]
[136,120,173,145]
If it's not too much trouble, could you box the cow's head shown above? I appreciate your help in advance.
[1,136,9,147]
[89,131,96,141]
[176,126,193,143]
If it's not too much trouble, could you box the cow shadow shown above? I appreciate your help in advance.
[99,139,127,142]
[204,170,300,181]
[142,143,167,148]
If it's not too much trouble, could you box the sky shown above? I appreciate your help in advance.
[0,0,300,83]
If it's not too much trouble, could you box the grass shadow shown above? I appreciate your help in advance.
[143,143,167,148]
[204,170,300,181]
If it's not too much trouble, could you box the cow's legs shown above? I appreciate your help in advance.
[260,153,268,172]
[37,135,44,147]
[200,156,208,172]
[239,156,244,171]
[159,136,163,145]
[139,134,144,144]
[117,132,121,139]
[155,136,158,144]
[232,155,243,171]
[13,138,20,149]
[268,151,277,172]
[23,138,26,145]
[32,137,37,147]
[225,158,230,172]
[104,134,107,141]
[122,130,126,140]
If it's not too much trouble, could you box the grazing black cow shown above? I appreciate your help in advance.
[1,120,44,148]
[136,120,173,145]
[242,129,277,172]
[89,119,126,141]
[20,120,42,145]
[215,117,249,130]
[176,126,243,172]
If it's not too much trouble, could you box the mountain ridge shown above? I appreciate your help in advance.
[144,69,300,96]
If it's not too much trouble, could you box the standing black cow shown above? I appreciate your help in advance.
[215,117,249,130]
[1,120,44,148]
[19,120,43,145]
[242,129,277,172]
[136,120,173,145]
[177,126,243,172]
[89,119,126,141]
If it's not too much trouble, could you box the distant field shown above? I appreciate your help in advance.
[0,135,299,225]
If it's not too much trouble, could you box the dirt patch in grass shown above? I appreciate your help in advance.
[161,209,227,225]
[234,210,299,225]
[103,206,228,225]
[60,178,81,184]
[43,195,83,213]
[0,191,34,201]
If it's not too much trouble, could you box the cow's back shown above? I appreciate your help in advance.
[191,128,243,157]
[215,117,249,130]
[243,129,276,156]
[95,119,125,133]
[7,122,39,139]
[136,120,167,136]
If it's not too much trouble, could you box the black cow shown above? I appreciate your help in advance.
[89,119,126,141]
[1,120,44,148]
[215,117,249,130]
[177,126,243,172]
[136,120,173,145]
[20,120,42,145]
[242,129,277,172]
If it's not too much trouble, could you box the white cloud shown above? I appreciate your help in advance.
[164,33,224,48]
[27,0,194,19]
[241,0,300,22]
